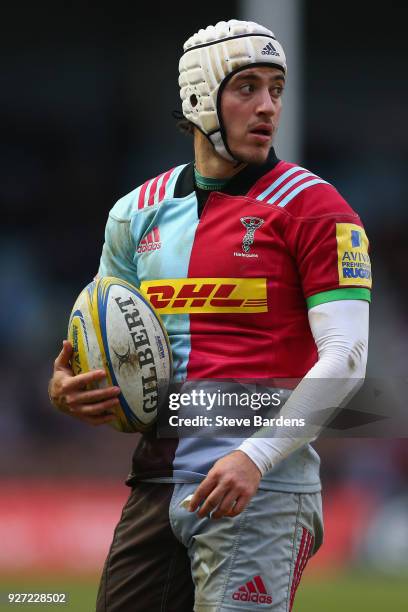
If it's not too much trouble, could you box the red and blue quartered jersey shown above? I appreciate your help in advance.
[98,151,372,492]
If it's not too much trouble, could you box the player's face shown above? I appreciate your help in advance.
[220,66,285,165]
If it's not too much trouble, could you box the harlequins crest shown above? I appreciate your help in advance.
[240,217,264,253]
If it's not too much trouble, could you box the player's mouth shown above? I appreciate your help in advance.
[247,123,273,143]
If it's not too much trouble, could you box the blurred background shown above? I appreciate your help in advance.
[1,0,407,609]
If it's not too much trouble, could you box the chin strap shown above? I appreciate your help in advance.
[208,131,236,162]
[173,109,247,165]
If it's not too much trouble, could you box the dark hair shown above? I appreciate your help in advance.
[172,111,194,136]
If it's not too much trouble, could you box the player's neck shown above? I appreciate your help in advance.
[194,130,246,179]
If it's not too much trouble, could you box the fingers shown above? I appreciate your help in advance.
[49,368,109,409]
[188,476,217,513]
[211,491,239,519]
[64,384,121,408]
[190,484,250,520]
[197,486,228,518]
[68,396,120,420]
[54,340,73,369]
[51,340,122,428]
[189,476,234,519]
[188,466,256,519]
[224,496,249,518]
[59,368,108,393]
[51,371,120,418]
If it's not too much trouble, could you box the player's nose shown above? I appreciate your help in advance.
[256,87,276,115]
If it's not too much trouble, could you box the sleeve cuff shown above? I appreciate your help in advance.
[306,287,371,309]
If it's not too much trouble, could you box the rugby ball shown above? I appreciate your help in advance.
[67,276,172,432]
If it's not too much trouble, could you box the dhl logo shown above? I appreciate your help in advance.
[139,278,268,314]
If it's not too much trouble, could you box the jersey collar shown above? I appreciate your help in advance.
[174,148,280,198]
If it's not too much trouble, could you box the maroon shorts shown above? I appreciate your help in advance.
[96,483,194,611]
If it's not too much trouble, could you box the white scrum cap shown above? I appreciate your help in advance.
[179,19,287,161]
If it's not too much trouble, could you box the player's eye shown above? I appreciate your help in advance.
[240,83,255,94]
[270,85,284,98]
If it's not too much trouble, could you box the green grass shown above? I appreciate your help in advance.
[1,571,407,611]
[295,570,408,611]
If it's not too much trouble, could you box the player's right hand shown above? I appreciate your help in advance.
[48,340,121,426]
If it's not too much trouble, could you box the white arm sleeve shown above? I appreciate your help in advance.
[238,299,369,475]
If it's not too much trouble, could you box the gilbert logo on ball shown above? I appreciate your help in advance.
[68,277,172,432]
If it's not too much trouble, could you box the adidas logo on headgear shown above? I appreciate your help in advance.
[261,42,279,57]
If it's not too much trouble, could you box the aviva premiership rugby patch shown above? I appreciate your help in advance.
[336,223,372,288]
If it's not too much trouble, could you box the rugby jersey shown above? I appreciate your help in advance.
[98,150,372,492]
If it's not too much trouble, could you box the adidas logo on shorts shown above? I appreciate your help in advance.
[232,575,272,605]
[137,227,161,253]
[261,42,279,57]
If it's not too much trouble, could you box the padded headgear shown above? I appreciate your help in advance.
[179,19,286,161]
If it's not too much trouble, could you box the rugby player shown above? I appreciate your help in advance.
[49,19,371,611]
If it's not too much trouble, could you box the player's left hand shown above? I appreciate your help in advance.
[188,450,262,519]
